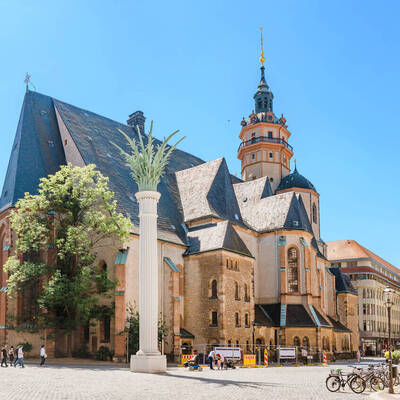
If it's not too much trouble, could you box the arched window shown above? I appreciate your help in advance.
[302,336,310,348]
[293,336,300,347]
[211,279,218,299]
[210,311,218,327]
[227,340,232,347]
[322,337,330,351]
[244,284,249,302]
[287,248,299,293]
[235,282,240,300]
[312,203,317,224]
[235,312,240,327]
[245,313,249,327]
[342,335,349,351]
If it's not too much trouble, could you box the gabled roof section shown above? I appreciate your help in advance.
[234,179,314,234]
[329,267,358,295]
[53,98,204,245]
[257,304,317,327]
[206,158,243,223]
[176,158,243,224]
[185,221,252,258]
[234,186,294,232]
[0,91,66,211]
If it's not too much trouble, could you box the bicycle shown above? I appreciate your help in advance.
[326,368,366,394]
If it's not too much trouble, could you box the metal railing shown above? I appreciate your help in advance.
[238,137,293,152]
[179,344,356,366]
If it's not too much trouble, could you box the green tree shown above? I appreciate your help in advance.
[125,304,168,356]
[5,163,132,355]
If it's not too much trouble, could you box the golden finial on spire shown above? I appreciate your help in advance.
[259,27,265,66]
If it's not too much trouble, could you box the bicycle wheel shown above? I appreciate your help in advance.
[326,376,341,392]
[350,376,366,394]
[370,377,385,391]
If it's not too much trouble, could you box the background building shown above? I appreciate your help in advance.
[327,240,400,355]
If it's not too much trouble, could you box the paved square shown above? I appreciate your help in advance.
[0,362,374,399]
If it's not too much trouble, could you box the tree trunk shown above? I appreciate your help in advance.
[67,332,72,357]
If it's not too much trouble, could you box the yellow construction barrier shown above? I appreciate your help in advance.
[243,354,256,367]
[181,354,193,365]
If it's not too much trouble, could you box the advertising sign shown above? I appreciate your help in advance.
[279,347,296,359]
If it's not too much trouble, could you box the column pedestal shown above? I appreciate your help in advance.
[131,353,167,373]
[131,190,166,373]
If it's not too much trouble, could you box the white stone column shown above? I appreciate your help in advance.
[131,190,167,373]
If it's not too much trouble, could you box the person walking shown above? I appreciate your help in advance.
[8,346,14,365]
[39,345,47,366]
[14,345,24,368]
[356,349,361,363]
[1,345,8,367]
[208,349,215,370]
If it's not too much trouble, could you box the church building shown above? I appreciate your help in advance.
[0,50,358,360]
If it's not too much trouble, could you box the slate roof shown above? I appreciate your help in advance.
[176,158,243,225]
[329,267,358,295]
[0,91,205,245]
[313,307,332,328]
[254,304,274,327]
[257,304,317,327]
[0,91,66,211]
[1,90,325,255]
[180,328,195,338]
[185,221,253,258]
[233,183,314,234]
[276,165,317,193]
[327,316,351,333]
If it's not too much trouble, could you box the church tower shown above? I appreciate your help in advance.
[237,31,293,192]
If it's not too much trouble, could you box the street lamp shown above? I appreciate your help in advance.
[384,287,395,394]
[252,321,256,355]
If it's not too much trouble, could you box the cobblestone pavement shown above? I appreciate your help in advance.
[0,363,375,400]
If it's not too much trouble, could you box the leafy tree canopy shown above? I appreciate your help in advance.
[5,163,132,333]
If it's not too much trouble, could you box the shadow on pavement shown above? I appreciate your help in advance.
[164,372,295,389]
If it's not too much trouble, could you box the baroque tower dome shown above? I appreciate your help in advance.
[276,165,317,193]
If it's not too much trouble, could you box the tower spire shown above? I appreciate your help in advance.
[259,27,265,66]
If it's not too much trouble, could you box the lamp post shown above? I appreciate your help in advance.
[252,321,256,355]
[384,287,395,394]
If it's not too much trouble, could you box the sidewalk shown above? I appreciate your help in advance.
[23,357,128,367]
[370,389,400,399]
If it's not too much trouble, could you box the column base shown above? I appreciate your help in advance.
[130,353,167,373]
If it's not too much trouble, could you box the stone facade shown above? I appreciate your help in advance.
[0,58,360,361]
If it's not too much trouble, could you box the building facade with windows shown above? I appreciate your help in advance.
[0,54,358,360]
[327,240,400,355]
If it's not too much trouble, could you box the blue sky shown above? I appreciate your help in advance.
[1,0,399,265]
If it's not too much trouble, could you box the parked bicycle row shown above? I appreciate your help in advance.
[326,362,399,394]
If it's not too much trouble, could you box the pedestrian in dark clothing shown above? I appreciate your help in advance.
[8,346,14,365]
[1,345,8,367]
